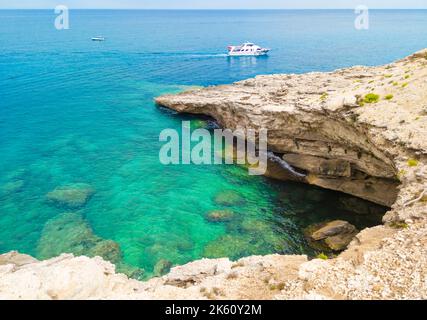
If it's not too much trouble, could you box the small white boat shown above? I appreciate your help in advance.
[91,36,105,42]
[227,42,270,56]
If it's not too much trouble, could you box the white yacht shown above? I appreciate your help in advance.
[91,36,105,41]
[227,42,270,56]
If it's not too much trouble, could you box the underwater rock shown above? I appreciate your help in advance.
[154,259,173,277]
[37,212,118,261]
[240,219,270,234]
[176,238,194,251]
[0,180,24,196]
[202,234,273,260]
[46,183,95,209]
[37,212,145,279]
[116,262,145,280]
[205,210,235,223]
[203,235,249,259]
[214,190,245,206]
[91,240,121,264]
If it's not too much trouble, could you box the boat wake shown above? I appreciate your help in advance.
[148,52,228,58]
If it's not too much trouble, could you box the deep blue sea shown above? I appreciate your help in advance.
[1,10,426,278]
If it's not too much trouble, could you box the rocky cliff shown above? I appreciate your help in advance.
[1,50,427,300]
[156,49,427,209]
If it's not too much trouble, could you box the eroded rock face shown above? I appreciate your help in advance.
[154,51,427,206]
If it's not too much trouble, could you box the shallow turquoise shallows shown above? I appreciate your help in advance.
[1,10,426,278]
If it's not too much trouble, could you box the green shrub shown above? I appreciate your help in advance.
[316,253,328,260]
[407,158,419,167]
[384,74,393,78]
[390,221,409,229]
[404,75,410,79]
[320,92,328,101]
[363,93,380,104]
[401,82,409,88]
[397,169,406,180]
[384,94,394,100]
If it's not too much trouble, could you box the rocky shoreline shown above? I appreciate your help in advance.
[1,50,427,299]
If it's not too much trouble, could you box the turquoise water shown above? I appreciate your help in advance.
[1,10,426,278]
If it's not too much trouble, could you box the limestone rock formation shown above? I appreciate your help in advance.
[155,51,427,207]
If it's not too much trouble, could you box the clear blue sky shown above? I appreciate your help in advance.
[0,0,426,9]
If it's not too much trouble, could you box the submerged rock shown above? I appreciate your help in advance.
[205,210,235,222]
[203,235,250,259]
[91,240,121,264]
[116,262,145,280]
[0,180,24,196]
[154,259,173,276]
[37,212,145,279]
[46,183,95,209]
[214,190,245,206]
[37,212,120,263]
[202,233,276,260]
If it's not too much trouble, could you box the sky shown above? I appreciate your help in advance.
[0,0,426,9]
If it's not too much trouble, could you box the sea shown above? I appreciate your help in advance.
[1,9,426,278]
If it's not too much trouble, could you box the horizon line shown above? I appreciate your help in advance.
[1,8,427,10]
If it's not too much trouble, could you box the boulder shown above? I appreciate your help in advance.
[305,220,359,252]
[311,220,356,241]
[205,210,235,222]
[324,232,358,251]
[46,183,94,209]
